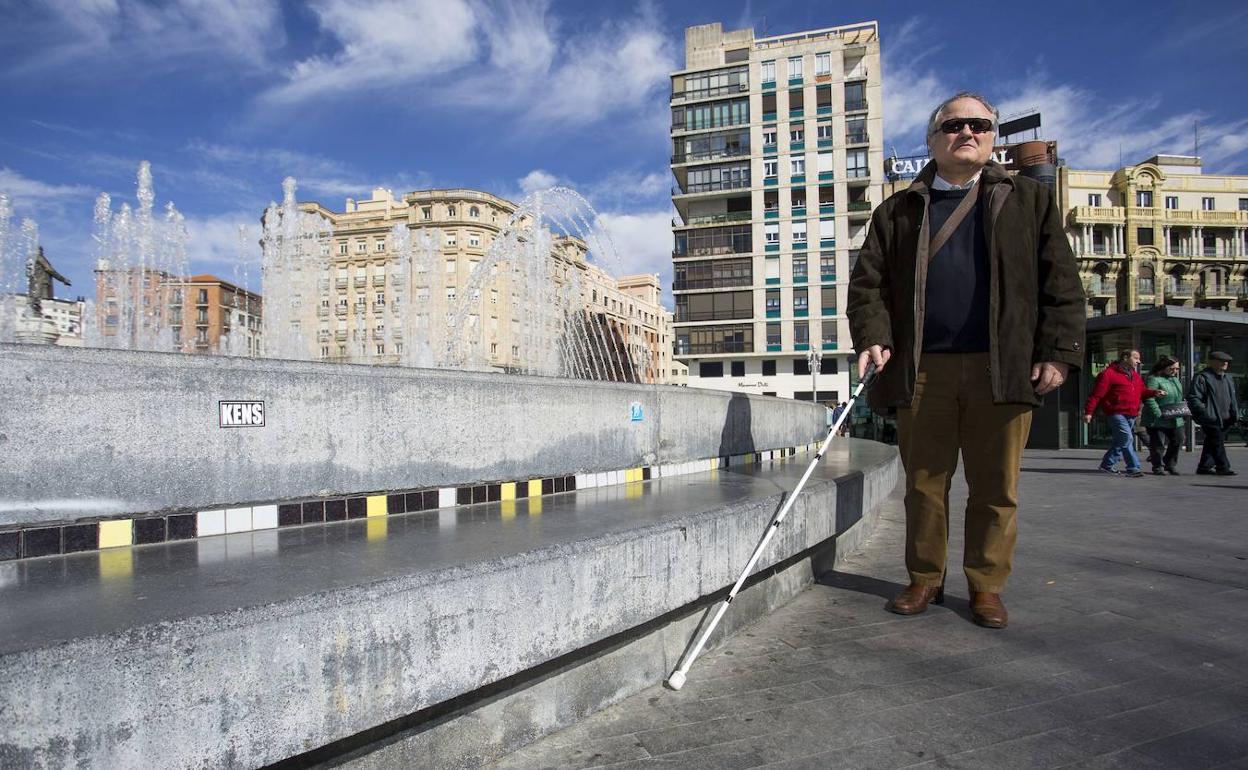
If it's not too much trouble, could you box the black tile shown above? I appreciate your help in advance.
[278,504,302,527]
[486,484,501,502]
[642,467,651,481]
[167,514,196,541]
[456,486,472,505]
[63,523,98,553]
[346,497,366,519]
[324,499,346,521]
[516,480,530,499]
[472,485,488,504]
[555,476,567,493]
[564,475,576,491]
[387,494,406,514]
[133,517,167,545]
[24,527,62,558]
[407,491,429,511]
[0,531,19,561]
[542,478,554,495]
[303,501,327,523]
[422,490,439,510]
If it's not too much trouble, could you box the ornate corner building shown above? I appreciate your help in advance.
[1060,155,1248,317]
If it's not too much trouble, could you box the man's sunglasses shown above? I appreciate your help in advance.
[939,118,995,134]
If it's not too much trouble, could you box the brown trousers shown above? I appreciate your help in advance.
[896,353,1032,593]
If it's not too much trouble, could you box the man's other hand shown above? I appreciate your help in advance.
[857,346,891,379]
[1082,414,1093,424]
[1031,361,1070,396]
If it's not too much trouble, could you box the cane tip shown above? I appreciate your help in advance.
[666,670,686,690]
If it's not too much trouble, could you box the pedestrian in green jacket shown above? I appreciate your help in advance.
[1141,356,1185,475]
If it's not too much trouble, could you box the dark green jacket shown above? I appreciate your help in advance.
[1187,368,1240,428]
[1142,374,1186,429]
[847,161,1086,412]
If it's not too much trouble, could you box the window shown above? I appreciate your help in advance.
[355,295,366,306]
[846,149,869,178]
[730,361,745,377]
[356,241,367,253]
[762,128,777,146]
[791,157,806,176]
[765,223,779,243]
[468,232,481,247]
[445,259,456,273]
[815,52,830,76]
[756,359,774,377]
[766,323,781,347]
[446,287,456,301]
[846,116,867,143]
[821,286,837,314]
[844,81,866,111]
[700,362,723,378]
[1087,193,1102,207]
[816,122,833,140]
[1202,197,1215,211]
[764,160,778,178]
[794,357,810,376]
[792,255,807,280]
[794,321,809,346]
[1165,195,1178,209]
[820,254,836,280]
[1136,190,1153,207]
[674,291,752,322]
[421,207,432,219]
[469,206,479,218]
[765,289,781,315]
[490,289,498,305]
[447,205,457,217]
[376,344,385,355]
[761,60,776,83]
[793,287,808,312]
[445,232,457,247]
[1137,227,1155,247]
[821,322,837,348]
[675,324,753,355]
[787,56,802,79]
[375,240,386,252]
[198,289,208,303]
[792,221,807,243]
[1239,198,1248,211]
[790,127,804,142]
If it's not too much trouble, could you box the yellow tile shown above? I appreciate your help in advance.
[629,468,643,483]
[500,501,516,519]
[501,482,517,501]
[367,517,387,540]
[98,519,133,549]
[366,495,387,517]
[528,479,543,498]
[98,549,132,580]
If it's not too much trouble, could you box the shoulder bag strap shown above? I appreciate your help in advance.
[928,181,980,259]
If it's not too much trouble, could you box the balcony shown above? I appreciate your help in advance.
[789,109,805,119]
[672,210,752,228]
[669,81,749,103]
[790,141,805,152]
[819,204,835,215]
[791,174,806,185]
[1070,205,1126,224]
[845,99,868,112]
[848,200,872,218]
[1137,280,1155,296]
[1083,279,1116,298]
[335,306,347,316]
[671,145,751,165]
[788,77,803,87]
[354,277,367,287]
[816,105,833,117]
[317,306,330,318]
[844,65,868,80]
[1162,209,1248,225]
[373,275,386,286]
[672,178,751,197]
[1167,281,1197,298]
[1197,283,1239,300]
[334,330,348,341]
[764,209,779,220]
[846,131,869,145]
[672,275,752,291]
[793,240,808,250]
[336,278,348,288]
[762,111,777,123]
[845,170,871,185]
[317,331,331,342]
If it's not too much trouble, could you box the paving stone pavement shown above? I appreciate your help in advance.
[485,447,1248,770]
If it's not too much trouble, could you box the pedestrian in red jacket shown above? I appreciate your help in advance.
[1083,349,1162,477]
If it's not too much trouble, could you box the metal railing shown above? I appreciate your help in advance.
[670,82,749,102]
[673,178,751,195]
[673,210,752,228]
[845,131,869,144]
[845,99,868,111]
[671,146,750,165]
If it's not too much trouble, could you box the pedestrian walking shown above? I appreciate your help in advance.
[1083,349,1158,478]
[847,91,1085,629]
[1187,351,1239,476]
[1141,355,1186,475]
[833,401,848,436]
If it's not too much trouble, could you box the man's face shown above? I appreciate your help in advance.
[1129,351,1141,368]
[1209,359,1230,372]
[927,97,996,171]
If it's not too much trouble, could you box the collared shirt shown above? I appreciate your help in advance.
[932,169,983,191]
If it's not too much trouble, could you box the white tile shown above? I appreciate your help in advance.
[225,507,252,533]
[438,487,457,508]
[197,509,225,537]
[575,473,594,490]
[252,505,278,530]
[595,472,609,487]
[606,470,618,485]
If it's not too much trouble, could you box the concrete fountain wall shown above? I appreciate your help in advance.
[0,343,823,528]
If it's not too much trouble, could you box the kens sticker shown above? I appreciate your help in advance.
[219,401,265,428]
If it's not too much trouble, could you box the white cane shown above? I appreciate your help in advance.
[666,362,878,691]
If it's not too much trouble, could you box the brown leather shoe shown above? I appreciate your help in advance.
[886,584,945,615]
[970,592,1008,628]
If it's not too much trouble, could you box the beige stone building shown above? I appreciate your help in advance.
[1061,155,1248,316]
[297,187,675,383]
[670,20,884,405]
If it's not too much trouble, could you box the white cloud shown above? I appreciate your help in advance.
[5,0,284,75]
[881,18,949,155]
[0,168,93,203]
[518,169,560,193]
[183,213,263,282]
[262,0,676,131]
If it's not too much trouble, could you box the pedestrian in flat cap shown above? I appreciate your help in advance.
[847,91,1085,629]
[1187,351,1239,476]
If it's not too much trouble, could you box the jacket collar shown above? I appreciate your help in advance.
[908,159,1014,199]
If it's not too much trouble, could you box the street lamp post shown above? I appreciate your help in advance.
[806,347,822,404]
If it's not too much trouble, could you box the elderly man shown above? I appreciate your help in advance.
[1187,351,1239,476]
[847,92,1085,628]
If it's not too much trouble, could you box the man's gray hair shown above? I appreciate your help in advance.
[926,91,1000,136]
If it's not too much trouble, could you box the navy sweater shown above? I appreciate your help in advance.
[922,187,991,353]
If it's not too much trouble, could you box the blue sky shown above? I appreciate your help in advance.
[2,0,1247,307]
